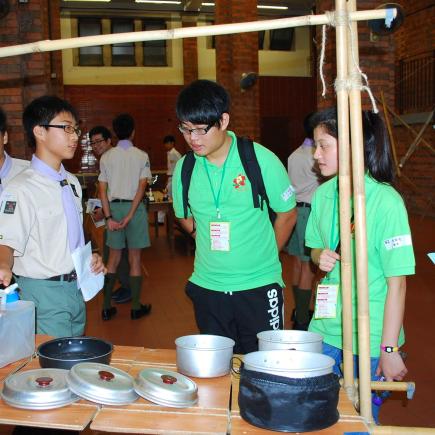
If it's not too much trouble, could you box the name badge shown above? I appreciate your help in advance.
[209,221,230,251]
[314,284,339,319]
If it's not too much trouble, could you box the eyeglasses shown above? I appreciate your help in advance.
[178,123,214,136]
[40,124,82,137]
[90,138,106,146]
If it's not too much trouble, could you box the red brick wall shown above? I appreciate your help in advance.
[0,0,62,159]
[182,18,198,84]
[215,0,260,141]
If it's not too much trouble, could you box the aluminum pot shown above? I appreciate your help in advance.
[243,350,335,378]
[175,334,235,378]
[257,330,323,353]
[38,337,113,370]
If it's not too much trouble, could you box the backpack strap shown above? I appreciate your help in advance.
[237,136,276,224]
[181,151,196,219]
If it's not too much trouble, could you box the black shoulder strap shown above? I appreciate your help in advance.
[237,136,276,224]
[181,151,196,219]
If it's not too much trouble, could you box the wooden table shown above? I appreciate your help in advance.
[0,337,369,434]
[147,191,175,250]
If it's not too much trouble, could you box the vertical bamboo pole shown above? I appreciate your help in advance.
[334,0,354,395]
[346,0,373,423]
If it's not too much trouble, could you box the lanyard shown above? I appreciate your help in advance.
[203,146,231,219]
[329,181,339,250]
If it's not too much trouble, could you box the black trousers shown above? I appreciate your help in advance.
[185,281,284,354]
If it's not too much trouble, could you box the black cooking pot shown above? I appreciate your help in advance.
[38,337,113,370]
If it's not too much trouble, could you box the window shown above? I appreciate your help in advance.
[142,19,167,66]
[269,28,295,51]
[111,19,135,66]
[78,19,103,66]
[258,31,265,50]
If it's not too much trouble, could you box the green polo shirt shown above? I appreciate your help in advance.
[173,131,296,291]
[306,175,415,357]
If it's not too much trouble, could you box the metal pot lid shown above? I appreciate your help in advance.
[1,368,79,410]
[257,330,324,344]
[134,368,198,408]
[66,362,138,405]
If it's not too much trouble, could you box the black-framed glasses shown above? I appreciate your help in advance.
[40,124,82,137]
[178,123,214,136]
[89,138,106,146]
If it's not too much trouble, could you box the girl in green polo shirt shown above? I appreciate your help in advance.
[305,108,415,423]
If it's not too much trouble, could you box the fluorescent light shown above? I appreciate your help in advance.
[258,5,288,10]
[135,0,181,4]
[201,2,215,6]
[64,0,111,2]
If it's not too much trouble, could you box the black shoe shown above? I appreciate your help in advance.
[112,287,132,304]
[131,304,152,320]
[102,306,117,321]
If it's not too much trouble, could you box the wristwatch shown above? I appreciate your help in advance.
[104,214,113,221]
[380,345,399,353]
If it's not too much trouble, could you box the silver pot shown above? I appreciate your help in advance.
[175,334,235,378]
[243,350,335,378]
[257,330,323,353]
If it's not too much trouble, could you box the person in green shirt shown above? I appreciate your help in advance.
[172,80,297,354]
[305,107,415,423]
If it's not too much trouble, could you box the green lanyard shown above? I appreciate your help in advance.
[329,181,339,250]
[203,147,231,219]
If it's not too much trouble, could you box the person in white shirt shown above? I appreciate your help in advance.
[157,135,181,223]
[286,113,321,330]
[0,107,29,193]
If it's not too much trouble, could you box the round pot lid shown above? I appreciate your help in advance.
[1,368,79,410]
[134,368,198,408]
[66,362,138,405]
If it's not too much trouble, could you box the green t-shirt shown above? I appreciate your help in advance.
[173,131,296,291]
[305,175,415,357]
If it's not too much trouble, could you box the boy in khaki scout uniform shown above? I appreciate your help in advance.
[99,113,152,321]
[0,95,105,338]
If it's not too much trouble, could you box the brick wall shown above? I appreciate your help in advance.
[215,0,260,141]
[182,17,199,84]
[0,0,62,159]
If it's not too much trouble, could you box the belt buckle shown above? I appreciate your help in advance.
[68,271,77,282]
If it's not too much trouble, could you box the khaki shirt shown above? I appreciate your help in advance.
[0,168,83,278]
[98,146,151,201]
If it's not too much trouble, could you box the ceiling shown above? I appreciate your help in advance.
[60,0,316,17]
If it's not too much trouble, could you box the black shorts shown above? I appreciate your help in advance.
[185,281,284,354]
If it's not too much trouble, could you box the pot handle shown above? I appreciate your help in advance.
[230,356,243,377]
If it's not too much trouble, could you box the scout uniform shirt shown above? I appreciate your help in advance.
[305,175,415,357]
[172,130,296,292]
[0,167,83,279]
[0,153,30,188]
[98,144,151,200]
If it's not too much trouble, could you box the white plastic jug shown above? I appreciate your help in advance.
[0,299,35,368]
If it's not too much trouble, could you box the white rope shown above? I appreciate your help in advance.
[320,24,328,97]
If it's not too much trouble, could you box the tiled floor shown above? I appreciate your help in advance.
[0,214,434,434]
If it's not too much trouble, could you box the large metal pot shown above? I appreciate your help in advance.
[175,334,235,378]
[257,330,323,353]
[38,337,113,370]
[243,350,335,378]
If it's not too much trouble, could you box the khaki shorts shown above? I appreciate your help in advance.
[106,202,151,249]
[287,205,311,261]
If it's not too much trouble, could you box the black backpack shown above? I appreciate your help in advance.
[181,136,276,224]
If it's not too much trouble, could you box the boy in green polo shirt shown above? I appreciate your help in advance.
[172,80,297,354]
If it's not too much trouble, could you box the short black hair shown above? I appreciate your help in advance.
[303,112,315,139]
[163,135,175,144]
[22,95,78,150]
[112,113,134,140]
[311,107,394,183]
[89,125,111,141]
[176,79,230,127]
[0,107,6,134]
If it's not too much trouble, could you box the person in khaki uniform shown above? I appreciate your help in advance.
[89,125,131,304]
[0,95,105,337]
[0,107,29,192]
[99,113,152,321]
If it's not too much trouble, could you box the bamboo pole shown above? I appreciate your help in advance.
[346,0,373,423]
[334,0,353,401]
[371,425,435,434]
[381,91,401,177]
[0,9,394,59]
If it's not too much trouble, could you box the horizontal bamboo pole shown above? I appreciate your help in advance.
[370,381,414,392]
[371,425,435,434]
[0,9,394,58]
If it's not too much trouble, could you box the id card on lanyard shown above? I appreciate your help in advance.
[203,150,232,252]
[314,184,340,319]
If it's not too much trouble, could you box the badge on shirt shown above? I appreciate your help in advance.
[281,185,295,201]
[70,183,79,198]
[3,201,17,214]
[209,221,230,251]
[314,284,339,319]
[0,193,17,214]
